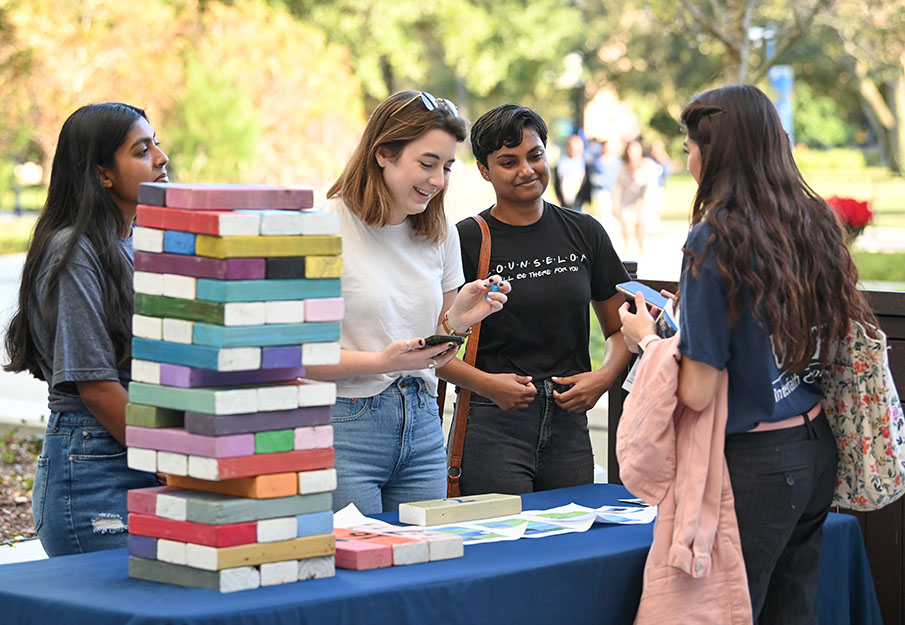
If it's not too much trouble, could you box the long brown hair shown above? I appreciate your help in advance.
[328,91,467,242]
[680,85,872,372]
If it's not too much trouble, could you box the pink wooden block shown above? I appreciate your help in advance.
[294,425,334,451]
[125,426,255,458]
[145,183,314,210]
[127,485,181,514]
[334,539,393,570]
[304,297,344,322]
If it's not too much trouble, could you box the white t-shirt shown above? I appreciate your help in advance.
[318,197,465,398]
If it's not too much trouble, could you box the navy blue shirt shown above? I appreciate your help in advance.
[678,222,823,434]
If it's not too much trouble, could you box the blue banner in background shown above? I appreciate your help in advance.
[768,65,795,146]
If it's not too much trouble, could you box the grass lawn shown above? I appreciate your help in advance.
[0,216,36,255]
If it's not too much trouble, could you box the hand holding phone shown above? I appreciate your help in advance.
[422,334,465,347]
[616,281,670,311]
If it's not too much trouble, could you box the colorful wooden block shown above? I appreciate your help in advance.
[194,235,341,260]
[126,426,254,458]
[163,230,196,255]
[131,359,161,385]
[125,403,184,429]
[157,451,188,476]
[334,538,394,571]
[129,512,258,548]
[134,226,164,253]
[128,485,178,515]
[132,338,262,372]
[297,468,337,495]
[301,342,341,366]
[133,314,163,340]
[129,381,258,416]
[127,447,157,473]
[135,251,266,281]
[265,257,306,280]
[237,209,339,235]
[304,256,343,278]
[296,510,333,537]
[137,204,260,236]
[255,429,294,454]
[129,556,260,593]
[166,472,302,500]
[162,318,194,344]
[257,517,298,543]
[138,182,314,210]
[294,425,333,451]
[304,298,345,322]
[295,379,337,407]
[191,321,340,348]
[162,274,197,300]
[159,364,304,389]
[183,405,330,437]
[157,538,188,565]
[128,534,158,560]
[333,528,428,566]
[260,560,299,586]
[152,487,332,524]
[398,493,523,526]
[195,277,341,302]
[264,300,305,324]
[353,524,464,561]
[257,385,300,412]
[134,294,267,326]
[187,447,334,481]
[186,534,335,571]
[134,271,163,296]
[263,345,302,368]
[297,555,335,580]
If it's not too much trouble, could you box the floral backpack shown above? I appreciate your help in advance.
[821,320,905,511]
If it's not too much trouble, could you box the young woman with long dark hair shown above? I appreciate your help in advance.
[5,103,167,556]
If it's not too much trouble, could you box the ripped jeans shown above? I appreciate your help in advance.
[32,410,158,556]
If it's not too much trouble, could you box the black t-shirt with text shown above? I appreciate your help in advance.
[457,202,629,381]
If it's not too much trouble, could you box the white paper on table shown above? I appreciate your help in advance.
[594,504,658,524]
[333,502,374,528]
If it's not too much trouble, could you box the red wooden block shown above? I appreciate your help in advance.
[129,512,257,547]
[193,448,334,480]
[136,205,258,236]
[334,538,393,570]
[128,486,180,515]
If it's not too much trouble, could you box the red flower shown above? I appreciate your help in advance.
[827,196,873,240]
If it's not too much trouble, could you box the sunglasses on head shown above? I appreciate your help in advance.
[390,91,459,118]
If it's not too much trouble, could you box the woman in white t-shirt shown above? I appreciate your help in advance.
[306,91,510,514]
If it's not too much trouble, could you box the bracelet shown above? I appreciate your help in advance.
[637,334,660,355]
[443,310,473,337]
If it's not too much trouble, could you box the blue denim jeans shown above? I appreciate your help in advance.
[330,377,446,515]
[32,410,158,557]
[456,379,594,495]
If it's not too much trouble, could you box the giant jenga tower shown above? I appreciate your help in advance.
[123,183,342,592]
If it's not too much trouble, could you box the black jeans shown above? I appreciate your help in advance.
[454,379,594,495]
[725,411,838,625]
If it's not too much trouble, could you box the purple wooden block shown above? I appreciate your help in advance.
[125,426,254,458]
[294,424,334,450]
[159,364,305,388]
[134,252,266,280]
[304,297,345,322]
[128,533,158,560]
[262,345,302,368]
[184,406,332,436]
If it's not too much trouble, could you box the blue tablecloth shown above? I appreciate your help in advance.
[0,483,881,625]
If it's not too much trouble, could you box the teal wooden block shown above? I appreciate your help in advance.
[131,337,261,371]
[195,278,341,303]
[128,381,258,415]
[163,490,334,525]
[255,429,294,454]
[192,321,341,348]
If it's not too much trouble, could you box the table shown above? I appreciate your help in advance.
[0,484,882,625]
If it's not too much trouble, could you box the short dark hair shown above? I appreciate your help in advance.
[470,104,547,166]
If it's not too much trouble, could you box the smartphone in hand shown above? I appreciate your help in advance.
[616,281,670,311]
[422,334,466,347]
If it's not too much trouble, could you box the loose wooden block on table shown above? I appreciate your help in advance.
[237,209,339,236]
[146,484,332,523]
[135,251,266,280]
[163,230,196,255]
[334,538,394,571]
[183,405,330,437]
[333,528,427,566]
[129,512,257,547]
[126,425,254,458]
[134,294,267,326]
[137,204,260,236]
[186,534,335,571]
[194,235,341,260]
[352,523,464,561]
[129,556,260,593]
[186,447,335,480]
[297,555,335,580]
[191,320,340,348]
[195,277,341,303]
[159,364,304,389]
[131,337,264,372]
[304,298,345,322]
[126,403,184,429]
[138,182,314,210]
[128,381,259,416]
[164,472,301,500]
[398,493,523,526]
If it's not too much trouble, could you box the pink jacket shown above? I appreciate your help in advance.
[616,335,752,624]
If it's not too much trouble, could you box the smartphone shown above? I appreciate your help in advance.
[616,281,671,312]
[423,334,466,347]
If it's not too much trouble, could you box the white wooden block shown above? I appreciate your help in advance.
[265,300,305,324]
[390,541,429,566]
[162,318,195,344]
[220,566,260,593]
[157,538,188,566]
[302,342,341,366]
[156,492,188,521]
[134,226,164,253]
[257,517,298,543]
[162,274,197,300]
[260,560,299,586]
[188,455,220,481]
[127,447,157,473]
[134,271,163,296]
[297,379,336,407]
[256,210,303,236]
[258,385,299,412]
[297,555,335,580]
[157,451,188,476]
[223,302,267,327]
[131,359,161,385]
[133,315,163,341]
[298,211,340,235]
[218,212,260,236]
[218,348,261,371]
[378,528,464,561]
[214,388,258,414]
[297,468,337,495]
[186,543,218,571]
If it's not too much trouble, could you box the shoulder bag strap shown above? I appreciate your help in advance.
[446,214,491,496]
